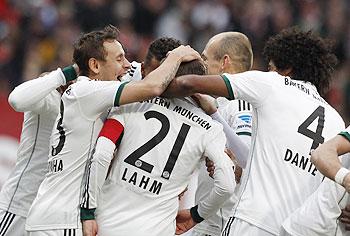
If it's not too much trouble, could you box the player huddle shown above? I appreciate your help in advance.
[0,24,349,236]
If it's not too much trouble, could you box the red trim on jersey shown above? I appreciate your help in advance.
[99,119,124,144]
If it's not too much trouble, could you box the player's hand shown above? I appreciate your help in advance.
[191,93,217,115]
[340,204,350,230]
[82,219,98,236]
[168,45,201,62]
[225,149,242,184]
[205,157,215,178]
[175,209,197,234]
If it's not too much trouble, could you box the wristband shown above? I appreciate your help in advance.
[335,167,350,185]
[190,205,204,223]
[80,208,96,220]
[62,65,77,83]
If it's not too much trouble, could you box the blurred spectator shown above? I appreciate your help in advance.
[0,0,349,125]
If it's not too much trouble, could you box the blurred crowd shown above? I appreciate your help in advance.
[0,0,350,122]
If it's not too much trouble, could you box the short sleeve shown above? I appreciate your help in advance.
[70,79,127,120]
[221,70,276,108]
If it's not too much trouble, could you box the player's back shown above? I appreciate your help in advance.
[222,71,345,234]
[97,96,227,236]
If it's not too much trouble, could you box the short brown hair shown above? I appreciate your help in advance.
[175,60,207,77]
[73,25,119,76]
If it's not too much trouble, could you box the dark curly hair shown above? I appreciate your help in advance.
[73,25,119,76]
[263,27,338,96]
[144,37,182,67]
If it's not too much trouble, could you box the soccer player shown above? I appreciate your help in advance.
[81,59,235,236]
[164,27,344,236]
[0,65,78,236]
[25,25,200,236]
[279,126,350,236]
[123,37,182,82]
[191,32,253,236]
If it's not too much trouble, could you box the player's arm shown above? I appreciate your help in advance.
[80,114,124,221]
[311,131,350,191]
[176,129,235,234]
[8,65,77,112]
[117,45,201,105]
[192,93,249,168]
[163,74,230,99]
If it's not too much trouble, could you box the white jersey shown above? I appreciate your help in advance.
[26,77,125,231]
[282,162,350,236]
[194,99,252,235]
[222,71,345,235]
[121,61,142,82]
[96,97,235,236]
[0,69,67,217]
[282,126,350,236]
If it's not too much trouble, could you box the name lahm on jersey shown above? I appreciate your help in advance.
[142,98,212,130]
[121,167,163,195]
[48,158,63,173]
[284,148,317,176]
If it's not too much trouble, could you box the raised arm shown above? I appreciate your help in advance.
[163,74,230,99]
[8,65,77,112]
[118,45,201,105]
[311,133,350,191]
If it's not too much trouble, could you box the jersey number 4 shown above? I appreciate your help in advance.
[124,110,190,180]
[297,106,325,152]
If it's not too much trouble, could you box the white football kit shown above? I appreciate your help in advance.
[282,126,350,236]
[220,71,345,235]
[0,68,72,236]
[91,97,235,236]
[193,99,252,236]
[25,77,126,232]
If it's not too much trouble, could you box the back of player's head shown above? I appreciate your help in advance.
[144,37,182,67]
[263,27,338,96]
[175,60,207,77]
[212,32,253,72]
[73,25,119,76]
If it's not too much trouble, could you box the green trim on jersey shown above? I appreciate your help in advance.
[237,131,251,136]
[221,74,234,100]
[80,208,96,220]
[114,82,129,106]
[339,131,350,142]
[62,66,77,82]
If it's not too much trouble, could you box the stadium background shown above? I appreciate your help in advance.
[0,0,349,187]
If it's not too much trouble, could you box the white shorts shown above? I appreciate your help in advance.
[27,229,82,236]
[0,210,26,236]
[221,218,276,236]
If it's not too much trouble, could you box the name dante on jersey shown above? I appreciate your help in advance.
[284,148,317,176]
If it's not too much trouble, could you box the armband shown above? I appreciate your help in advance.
[99,119,124,145]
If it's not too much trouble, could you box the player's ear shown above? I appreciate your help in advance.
[222,55,231,71]
[88,58,100,74]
